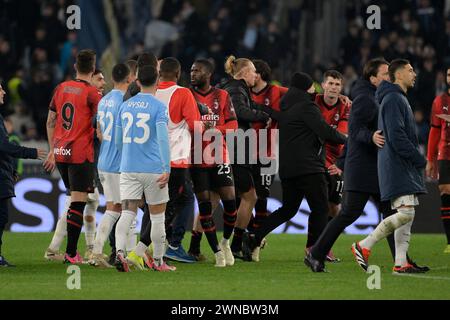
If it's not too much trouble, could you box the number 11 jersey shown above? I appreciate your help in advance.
[49,79,102,164]
[117,93,169,174]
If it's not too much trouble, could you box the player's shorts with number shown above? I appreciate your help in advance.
[120,172,169,205]
[326,172,344,205]
[190,164,234,193]
[251,163,274,199]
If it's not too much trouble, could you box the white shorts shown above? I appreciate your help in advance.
[391,194,419,210]
[99,171,121,204]
[120,172,169,205]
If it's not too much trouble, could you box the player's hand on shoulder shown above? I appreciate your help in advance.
[43,151,56,172]
[339,94,352,106]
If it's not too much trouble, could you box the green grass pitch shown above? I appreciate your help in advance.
[0,232,449,300]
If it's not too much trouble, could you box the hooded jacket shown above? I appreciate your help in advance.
[278,87,346,179]
[0,113,38,199]
[376,81,427,201]
[343,79,380,193]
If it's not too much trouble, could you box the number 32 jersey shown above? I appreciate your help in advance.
[49,79,102,164]
[97,89,125,173]
[117,93,169,174]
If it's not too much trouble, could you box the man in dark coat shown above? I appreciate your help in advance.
[352,59,427,274]
[306,59,428,273]
[0,83,46,267]
[246,72,346,258]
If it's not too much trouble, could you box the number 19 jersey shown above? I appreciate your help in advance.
[49,79,102,164]
[117,93,169,174]
[97,89,124,173]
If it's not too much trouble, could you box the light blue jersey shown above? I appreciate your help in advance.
[116,93,170,174]
[97,89,124,173]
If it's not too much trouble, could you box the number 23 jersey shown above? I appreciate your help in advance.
[49,79,102,164]
[117,93,169,174]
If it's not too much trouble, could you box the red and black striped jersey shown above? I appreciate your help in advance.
[251,84,288,159]
[429,93,450,160]
[190,86,237,167]
[315,94,350,168]
[49,79,101,164]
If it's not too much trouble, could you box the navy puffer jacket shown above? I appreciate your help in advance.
[376,81,427,201]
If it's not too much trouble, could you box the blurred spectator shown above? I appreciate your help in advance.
[414,108,430,155]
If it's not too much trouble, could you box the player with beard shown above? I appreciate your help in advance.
[44,68,106,261]
[187,59,238,267]
[44,49,102,264]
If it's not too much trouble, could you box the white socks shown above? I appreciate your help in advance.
[126,217,138,253]
[84,200,98,250]
[360,207,415,250]
[48,196,71,251]
[394,220,413,266]
[93,210,120,255]
[134,241,148,258]
[115,210,136,253]
[150,213,166,261]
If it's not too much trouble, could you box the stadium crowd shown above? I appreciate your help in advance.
[0,0,448,153]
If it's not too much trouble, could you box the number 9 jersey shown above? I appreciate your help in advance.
[49,79,102,164]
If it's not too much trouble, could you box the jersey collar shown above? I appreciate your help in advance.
[192,86,214,97]
[319,94,340,110]
[252,83,270,96]
[158,81,177,90]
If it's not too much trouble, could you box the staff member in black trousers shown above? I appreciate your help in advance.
[0,83,47,267]
[246,72,346,258]
[305,58,428,272]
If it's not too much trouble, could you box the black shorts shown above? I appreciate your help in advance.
[190,164,234,193]
[57,161,95,193]
[232,165,255,194]
[326,173,344,205]
[439,160,450,185]
[251,163,274,199]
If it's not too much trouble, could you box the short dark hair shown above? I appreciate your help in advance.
[137,52,158,70]
[194,59,215,74]
[252,59,271,82]
[126,60,138,76]
[363,58,389,81]
[93,69,102,76]
[76,49,96,74]
[138,65,158,87]
[160,57,181,78]
[112,63,130,83]
[323,70,343,82]
[389,59,410,82]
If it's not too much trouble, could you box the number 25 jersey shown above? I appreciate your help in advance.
[49,79,102,164]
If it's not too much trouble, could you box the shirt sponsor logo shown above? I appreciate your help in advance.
[54,147,72,156]
[202,114,220,121]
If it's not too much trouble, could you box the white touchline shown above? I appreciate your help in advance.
[393,274,450,281]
